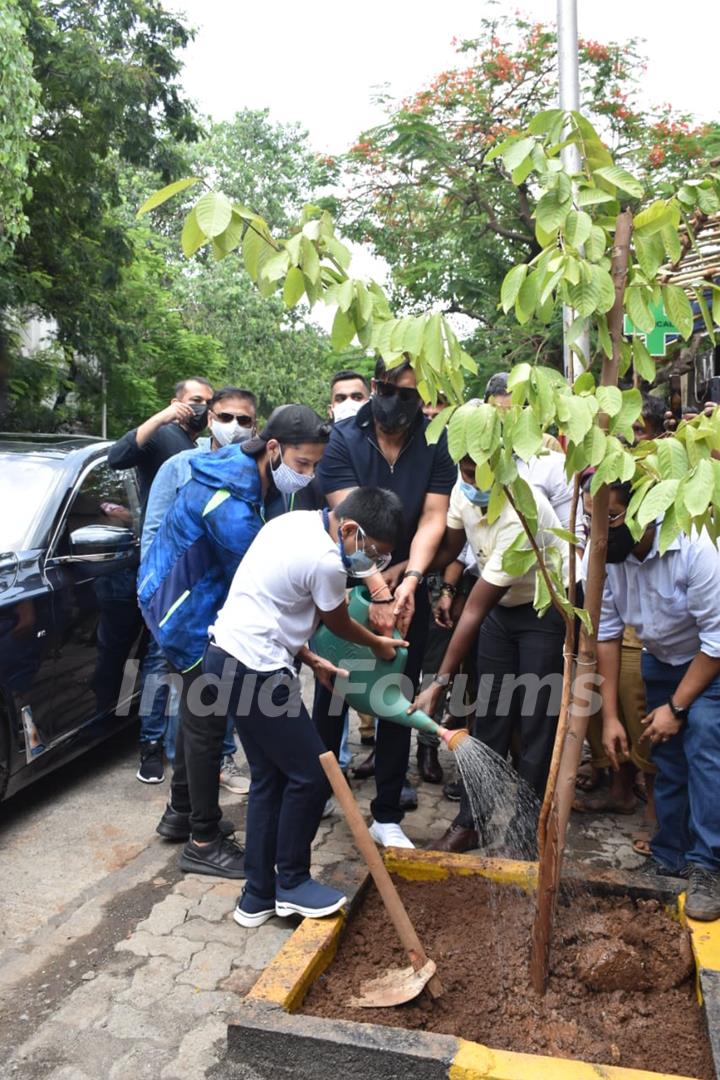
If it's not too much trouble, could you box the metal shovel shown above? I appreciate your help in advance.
[320,751,443,1008]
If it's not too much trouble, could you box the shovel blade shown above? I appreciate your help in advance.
[348,958,437,1008]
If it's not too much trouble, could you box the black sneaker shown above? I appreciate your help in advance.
[137,741,164,784]
[685,864,720,921]
[655,862,692,879]
[156,804,236,842]
[442,779,462,802]
[399,780,418,811]
[179,834,246,879]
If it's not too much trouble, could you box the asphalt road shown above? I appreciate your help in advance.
[0,723,171,950]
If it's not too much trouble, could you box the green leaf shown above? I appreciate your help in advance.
[355,282,373,324]
[637,478,680,527]
[693,287,716,344]
[283,266,305,307]
[556,394,595,444]
[564,210,592,248]
[515,273,539,324]
[574,606,594,635]
[634,233,665,280]
[568,273,600,317]
[528,109,564,136]
[596,386,623,417]
[136,176,201,217]
[713,289,720,330]
[535,190,572,233]
[576,187,618,208]
[632,337,656,382]
[424,314,445,371]
[242,221,267,280]
[625,287,655,333]
[337,279,354,313]
[633,200,673,237]
[682,459,714,517]
[581,424,607,467]
[194,191,233,238]
[549,526,581,545]
[533,569,552,616]
[503,137,535,172]
[300,236,320,284]
[324,235,351,270]
[447,406,470,461]
[211,211,244,259]
[512,409,544,461]
[181,208,207,258]
[502,543,538,577]
[331,306,356,351]
[593,165,643,199]
[467,403,499,462]
[424,405,455,445]
[591,266,615,313]
[585,225,606,262]
[260,249,290,283]
[573,371,595,395]
[657,438,689,480]
[501,264,528,313]
[658,504,681,555]
[486,482,507,525]
[609,388,643,441]
[662,284,694,340]
[597,315,613,359]
[510,476,539,532]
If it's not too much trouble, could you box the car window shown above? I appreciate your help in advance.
[59,461,140,552]
[0,456,62,551]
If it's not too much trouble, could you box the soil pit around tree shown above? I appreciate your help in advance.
[301,875,715,1079]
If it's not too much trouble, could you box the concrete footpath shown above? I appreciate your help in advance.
[0,715,648,1080]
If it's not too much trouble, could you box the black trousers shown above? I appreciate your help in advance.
[456,602,565,830]
[170,666,226,842]
[204,642,329,899]
[312,586,430,824]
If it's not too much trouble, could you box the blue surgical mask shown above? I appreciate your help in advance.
[460,481,491,508]
[271,449,314,495]
[338,523,391,579]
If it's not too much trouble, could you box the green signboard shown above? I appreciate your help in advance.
[623,300,680,357]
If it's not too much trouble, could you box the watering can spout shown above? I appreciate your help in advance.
[312,587,466,751]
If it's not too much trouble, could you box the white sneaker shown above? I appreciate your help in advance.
[321,797,335,818]
[368,820,415,849]
[219,755,250,796]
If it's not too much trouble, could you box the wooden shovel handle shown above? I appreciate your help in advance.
[320,750,443,999]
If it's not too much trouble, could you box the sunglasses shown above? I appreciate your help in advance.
[582,509,627,529]
[212,411,254,427]
[375,381,421,403]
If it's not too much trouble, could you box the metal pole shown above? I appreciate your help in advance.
[557,0,589,382]
[101,371,107,439]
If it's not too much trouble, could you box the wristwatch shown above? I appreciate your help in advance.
[668,698,690,723]
[432,673,452,688]
[403,570,424,584]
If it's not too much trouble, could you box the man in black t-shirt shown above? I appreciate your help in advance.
[314,357,456,849]
[107,377,214,510]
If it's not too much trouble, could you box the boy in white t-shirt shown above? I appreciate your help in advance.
[206,486,406,927]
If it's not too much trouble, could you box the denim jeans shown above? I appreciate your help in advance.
[642,653,720,873]
[138,635,179,759]
[204,642,330,900]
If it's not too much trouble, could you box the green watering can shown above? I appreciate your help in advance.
[311,586,466,750]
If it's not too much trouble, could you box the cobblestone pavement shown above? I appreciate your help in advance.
[0,711,649,1080]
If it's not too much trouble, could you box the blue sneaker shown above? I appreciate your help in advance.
[275,879,347,919]
[233,889,276,928]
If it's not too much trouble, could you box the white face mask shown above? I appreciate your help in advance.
[212,418,252,447]
[332,398,365,423]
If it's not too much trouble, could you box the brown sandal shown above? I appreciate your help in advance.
[572,792,638,815]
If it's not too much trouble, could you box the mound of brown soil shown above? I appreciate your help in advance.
[302,877,713,1079]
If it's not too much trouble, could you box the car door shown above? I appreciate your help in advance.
[44,457,143,738]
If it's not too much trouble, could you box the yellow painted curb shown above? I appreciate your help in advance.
[384,848,538,894]
[247,912,344,1012]
[449,1037,700,1080]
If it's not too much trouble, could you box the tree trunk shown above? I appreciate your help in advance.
[529,210,633,993]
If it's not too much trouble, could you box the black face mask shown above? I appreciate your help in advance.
[187,402,209,432]
[370,392,421,434]
[605,523,637,564]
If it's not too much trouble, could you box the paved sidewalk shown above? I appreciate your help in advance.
[1,713,648,1080]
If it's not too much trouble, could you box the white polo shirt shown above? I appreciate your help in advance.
[211,510,348,671]
[447,480,569,606]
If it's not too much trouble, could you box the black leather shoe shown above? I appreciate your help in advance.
[352,749,375,779]
[179,834,246,878]
[399,781,418,811]
[442,779,462,802]
[427,824,479,853]
[156,804,235,842]
[417,743,444,784]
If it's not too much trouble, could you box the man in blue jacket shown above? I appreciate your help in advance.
[138,405,331,879]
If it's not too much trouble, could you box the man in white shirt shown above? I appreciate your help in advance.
[205,487,407,927]
[410,454,569,853]
[589,478,720,921]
